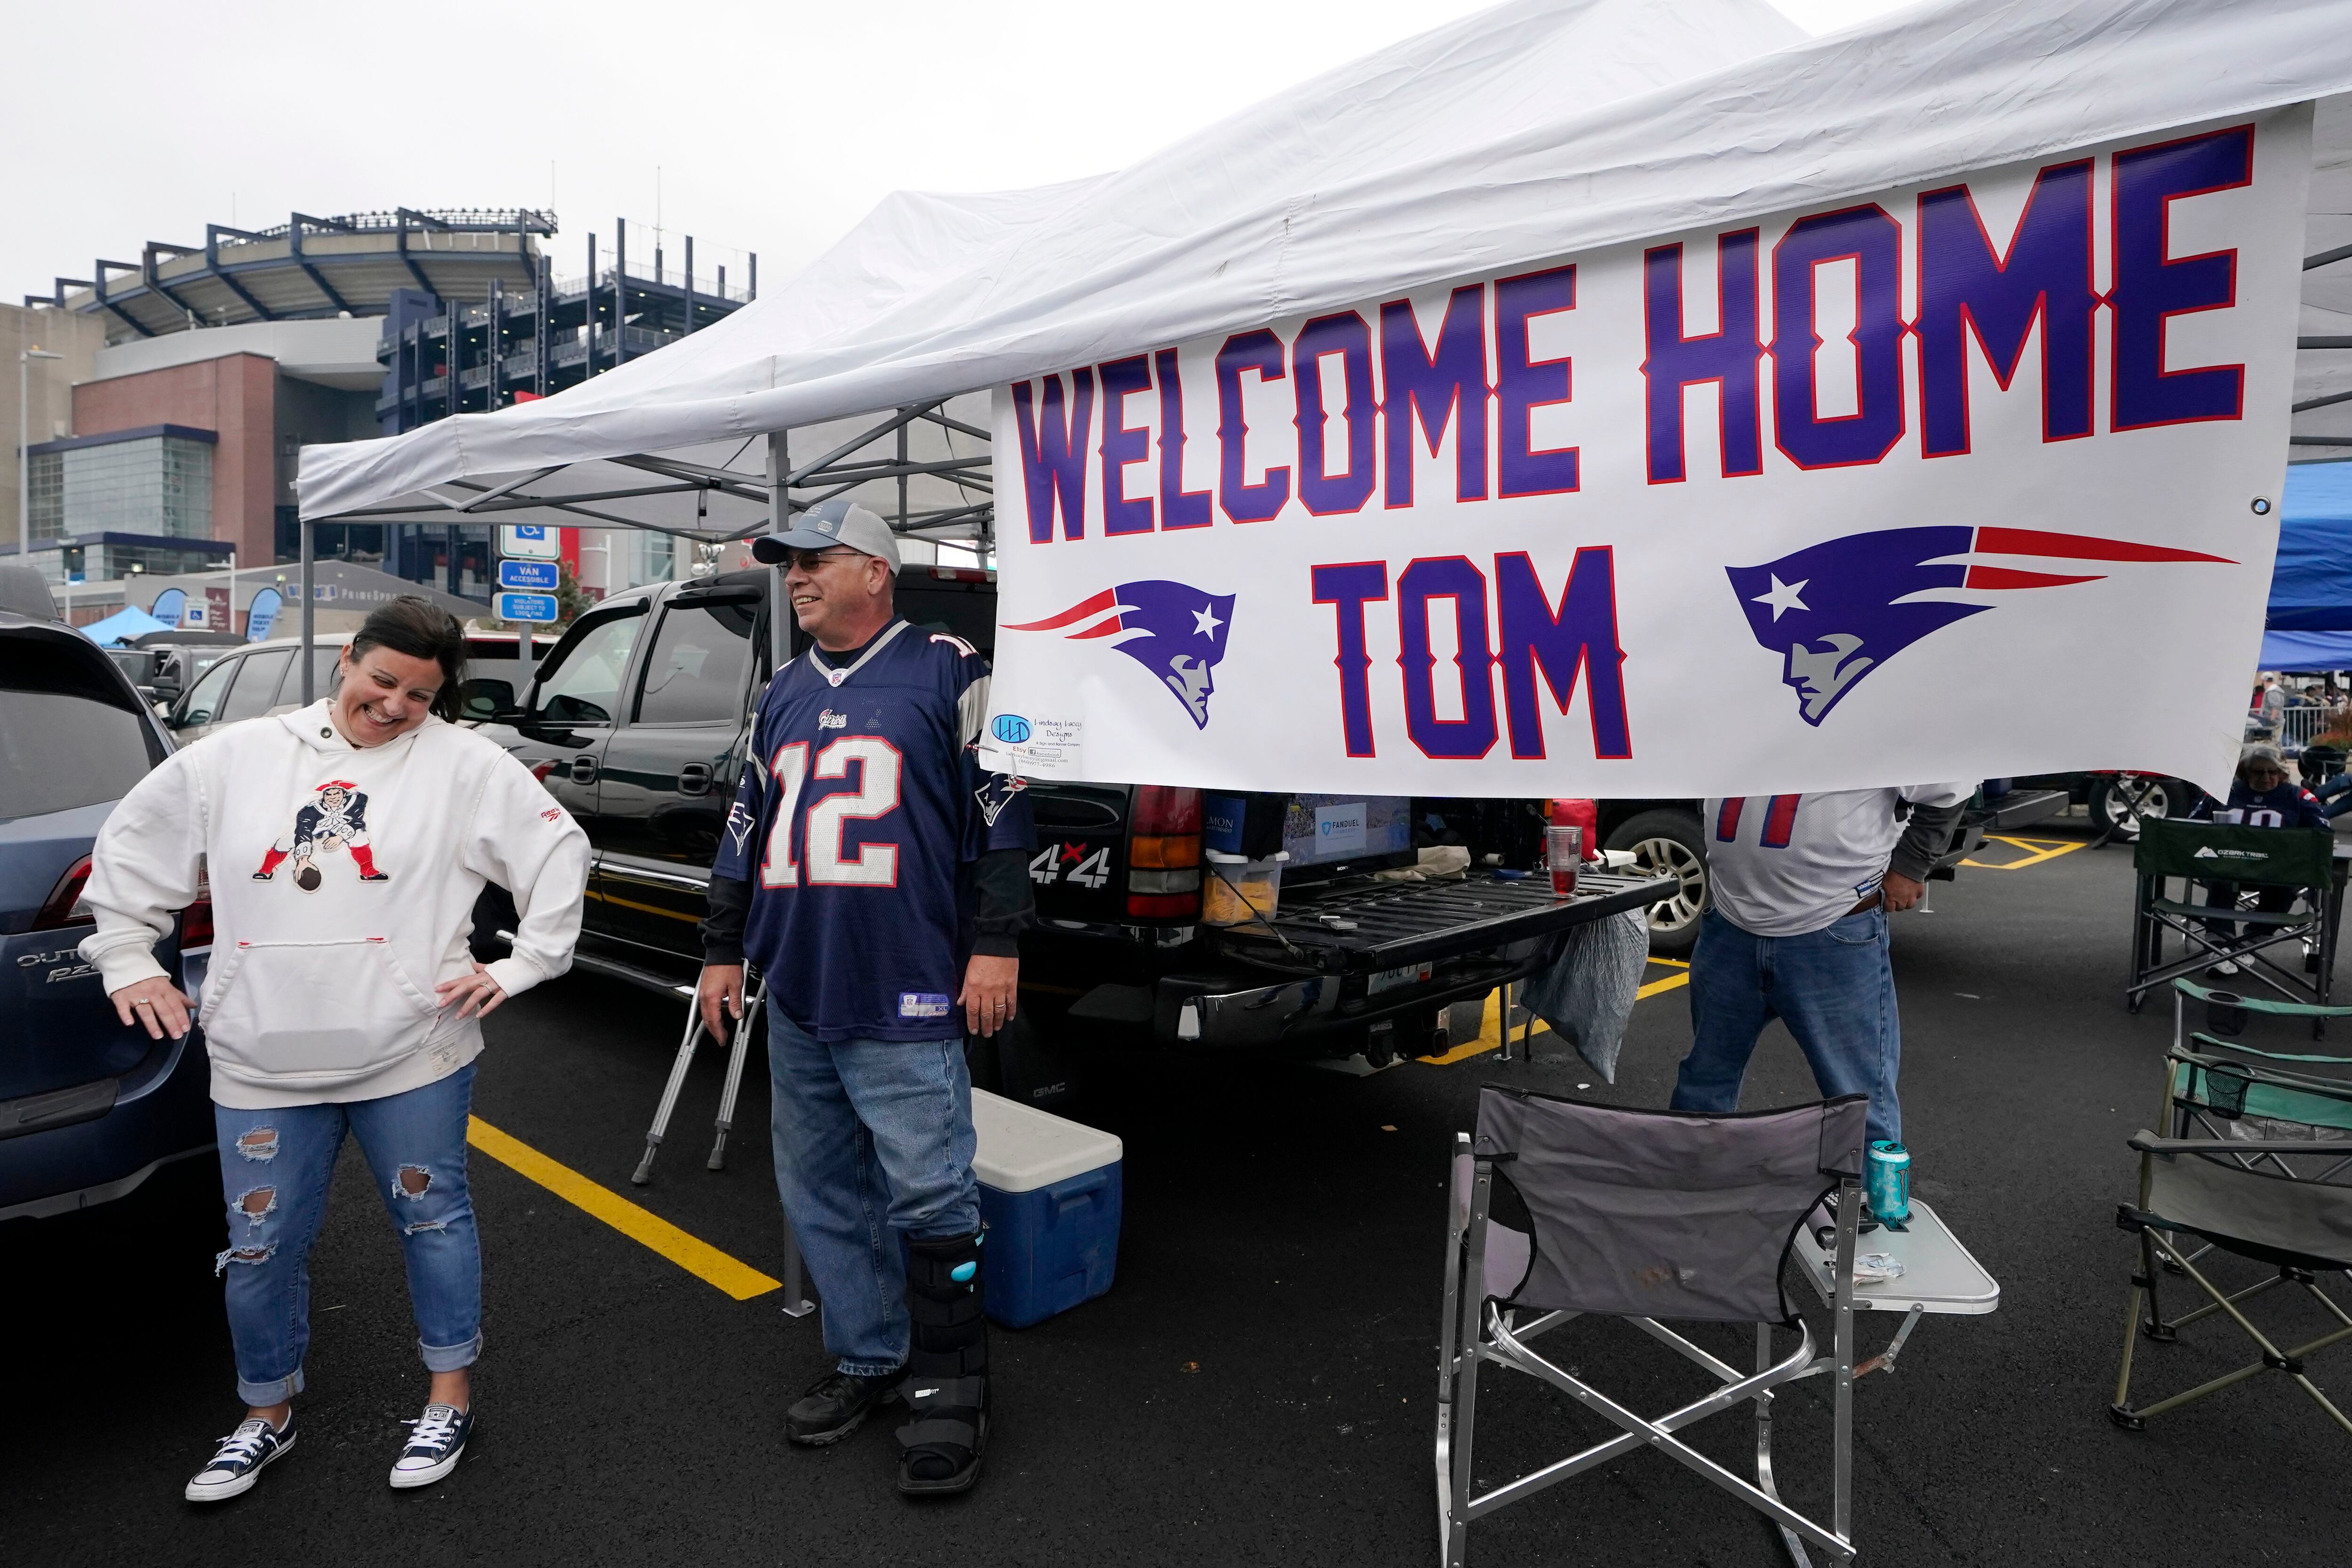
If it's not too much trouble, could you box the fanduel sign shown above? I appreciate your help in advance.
[983,111,2310,795]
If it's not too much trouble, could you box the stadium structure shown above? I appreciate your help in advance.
[16,208,762,612]
[32,209,755,433]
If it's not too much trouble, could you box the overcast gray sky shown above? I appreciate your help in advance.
[3,0,1910,306]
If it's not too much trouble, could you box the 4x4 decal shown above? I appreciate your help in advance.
[1029,841,1109,889]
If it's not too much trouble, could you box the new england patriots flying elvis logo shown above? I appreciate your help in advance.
[1729,525,2232,725]
[1004,580,1234,729]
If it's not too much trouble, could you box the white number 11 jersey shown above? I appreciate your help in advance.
[1702,784,1971,938]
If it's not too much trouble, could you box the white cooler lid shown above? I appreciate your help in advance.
[971,1087,1123,1194]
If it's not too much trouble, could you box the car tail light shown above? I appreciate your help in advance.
[1127,786,1203,918]
[927,565,996,582]
[33,855,95,931]
[181,873,215,949]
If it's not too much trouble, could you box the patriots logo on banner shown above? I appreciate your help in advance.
[1728,526,2233,725]
[1004,580,1235,729]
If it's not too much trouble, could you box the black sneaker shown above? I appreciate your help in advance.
[388,1402,473,1489]
[787,1369,901,1447]
[184,1414,296,1503]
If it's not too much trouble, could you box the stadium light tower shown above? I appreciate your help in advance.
[18,347,63,564]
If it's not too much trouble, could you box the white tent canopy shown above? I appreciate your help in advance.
[300,0,2352,537]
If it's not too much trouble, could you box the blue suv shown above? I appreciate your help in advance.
[1,568,214,1221]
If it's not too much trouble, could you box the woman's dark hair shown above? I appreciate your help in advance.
[348,596,468,720]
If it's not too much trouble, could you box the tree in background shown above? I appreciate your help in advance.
[554,561,595,626]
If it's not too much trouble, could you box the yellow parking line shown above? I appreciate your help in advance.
[1417,959,1691,1066]
[466,1116,781,1301]
[1961,834,2086,871]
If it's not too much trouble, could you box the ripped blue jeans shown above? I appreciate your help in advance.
[212,1064,481,1406]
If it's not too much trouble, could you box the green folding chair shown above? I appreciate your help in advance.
[2111,980,2352,1436]
[2126,820,2341,1016]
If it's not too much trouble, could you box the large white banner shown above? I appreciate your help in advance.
[983,111,2311,796]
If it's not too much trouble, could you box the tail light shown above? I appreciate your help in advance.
[181,872,215,949]
[33,855,95,931]
[1126,786,1203,918]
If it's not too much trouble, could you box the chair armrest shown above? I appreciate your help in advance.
[2171,978,2352,1018]
[2128,1131,2352,1156]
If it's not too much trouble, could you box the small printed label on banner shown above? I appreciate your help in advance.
[979,715,1083,776]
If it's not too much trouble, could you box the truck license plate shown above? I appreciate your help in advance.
[1367,961,1433,995]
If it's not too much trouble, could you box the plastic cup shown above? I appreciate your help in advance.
[1545,826,1582,896]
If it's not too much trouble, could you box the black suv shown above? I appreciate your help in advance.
[468,567,1664,1091]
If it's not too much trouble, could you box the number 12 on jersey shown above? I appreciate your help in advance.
[758,737,905,888]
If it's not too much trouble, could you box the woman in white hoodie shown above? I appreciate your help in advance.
[80,596,589,1503]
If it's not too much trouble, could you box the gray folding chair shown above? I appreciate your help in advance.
[1436,1085,1871,1567]
[2111,980,2352,1435]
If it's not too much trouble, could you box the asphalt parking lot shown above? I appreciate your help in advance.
[8,818,2348,1567]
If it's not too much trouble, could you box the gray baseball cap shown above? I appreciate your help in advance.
[751,498,901,570]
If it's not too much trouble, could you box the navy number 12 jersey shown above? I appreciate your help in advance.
[714,620,1034,1041]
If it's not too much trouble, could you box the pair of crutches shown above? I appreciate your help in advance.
[633,971,813,1316]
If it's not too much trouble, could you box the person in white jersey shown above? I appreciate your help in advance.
[1668,786,1970,1148]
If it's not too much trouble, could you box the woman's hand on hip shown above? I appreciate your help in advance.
[110,976,194,1040]
[436,962,509,1021]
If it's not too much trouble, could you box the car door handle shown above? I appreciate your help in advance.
[571,754,599,785]
[678,763,712,796]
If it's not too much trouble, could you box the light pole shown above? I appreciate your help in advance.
[18,347,63,565]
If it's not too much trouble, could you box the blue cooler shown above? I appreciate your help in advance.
[971,1088,1122,1328]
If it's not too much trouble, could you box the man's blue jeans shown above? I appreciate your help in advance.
[768,1014,980,1378]
[212,1064,482,1406]
[1669,906,1903,1145]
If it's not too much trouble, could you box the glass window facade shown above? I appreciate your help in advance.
[28,434,214,543]
[34,539,228,586]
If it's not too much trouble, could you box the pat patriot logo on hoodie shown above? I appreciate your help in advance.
[252,780,392,891]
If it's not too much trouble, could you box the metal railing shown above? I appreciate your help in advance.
[2270,704,2348,751]
[241,209,558,242]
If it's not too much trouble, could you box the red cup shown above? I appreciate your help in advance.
[1545,825,1582,896]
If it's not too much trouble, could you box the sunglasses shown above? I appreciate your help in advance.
[781,548,865,572]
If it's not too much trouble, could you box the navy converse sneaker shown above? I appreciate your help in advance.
[389,1402,473,1489]
[184,1414,296,1503]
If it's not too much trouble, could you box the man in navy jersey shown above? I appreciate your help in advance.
[698,498,1033,1497]
[1668,786,1967,1150]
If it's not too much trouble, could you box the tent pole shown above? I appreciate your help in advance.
[767,430,789,676]
[299,516,315,704]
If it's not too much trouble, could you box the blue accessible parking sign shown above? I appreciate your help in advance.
[496,591,560,624]
[498,559,560,592]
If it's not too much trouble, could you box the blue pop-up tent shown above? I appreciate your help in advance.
[2263,464,2352,671]
[77,606,174,646]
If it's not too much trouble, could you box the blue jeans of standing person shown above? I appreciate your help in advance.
[1669,906,1904,1146]
[212,1064,482,1406]
[768,1014,981,1378]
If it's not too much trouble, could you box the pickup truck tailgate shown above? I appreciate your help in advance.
[1208,870,1675,974]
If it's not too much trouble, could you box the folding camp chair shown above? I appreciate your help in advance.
[2112,979,2352,1435]
[1436,1087,1882,1567]
[2125,819,2342,1016]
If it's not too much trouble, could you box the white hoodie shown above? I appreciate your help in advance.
[80,700,590,1109]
